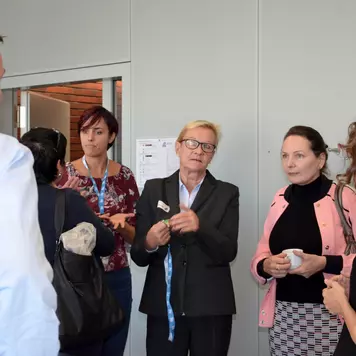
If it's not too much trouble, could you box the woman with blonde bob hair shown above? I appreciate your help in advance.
[131,120,239,356]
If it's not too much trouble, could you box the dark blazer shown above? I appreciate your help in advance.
[130,170,239,317]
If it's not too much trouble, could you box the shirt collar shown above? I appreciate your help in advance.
[179,174,205,191]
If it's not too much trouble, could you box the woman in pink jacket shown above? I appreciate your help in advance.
[251,125,356,356]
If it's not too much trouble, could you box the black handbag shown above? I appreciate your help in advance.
[53,189,124,351]
[334,183,356,256]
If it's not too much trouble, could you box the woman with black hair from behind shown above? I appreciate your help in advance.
[20,127,115,356]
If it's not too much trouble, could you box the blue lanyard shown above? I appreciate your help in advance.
[164,246,175,342]
[82,156,109,215]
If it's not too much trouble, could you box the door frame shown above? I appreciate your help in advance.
[2,63,131,168]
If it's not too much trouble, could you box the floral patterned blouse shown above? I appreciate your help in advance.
[60,162,140,272]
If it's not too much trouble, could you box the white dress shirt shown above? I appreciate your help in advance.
[178,175,205,209]
[0,134,59,356]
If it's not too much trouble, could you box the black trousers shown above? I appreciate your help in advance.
[58,342,102,356]
[146,315,232,356]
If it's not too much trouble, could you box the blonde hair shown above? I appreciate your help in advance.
[177,120,221,146]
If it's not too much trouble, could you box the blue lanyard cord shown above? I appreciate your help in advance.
[82,156,109,215]
[164,245,175,342]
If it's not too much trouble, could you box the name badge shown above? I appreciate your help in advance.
[157,200,170,213]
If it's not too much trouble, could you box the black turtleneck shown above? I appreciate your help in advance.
[264,175,343,303]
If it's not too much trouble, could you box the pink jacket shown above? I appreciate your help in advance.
[251,182,356,328]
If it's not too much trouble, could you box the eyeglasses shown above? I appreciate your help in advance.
[180,139,216,153]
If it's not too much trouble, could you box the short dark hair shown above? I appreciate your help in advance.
[284,125,329,174]
[20,128,67,184]
[0,35,4,43]
[77,106,119,149]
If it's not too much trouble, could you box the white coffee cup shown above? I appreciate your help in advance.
[283,248,303,270]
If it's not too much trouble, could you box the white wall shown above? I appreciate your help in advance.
[0,0,130,76]
[130,1,259,355]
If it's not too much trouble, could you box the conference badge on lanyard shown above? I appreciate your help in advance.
[82,156,109,215]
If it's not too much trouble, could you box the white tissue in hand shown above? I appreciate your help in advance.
[60,222,96,256]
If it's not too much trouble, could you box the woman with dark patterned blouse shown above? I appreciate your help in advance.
[59,106,139,356]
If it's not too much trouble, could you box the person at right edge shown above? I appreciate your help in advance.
[251,125,356,356]
[323,121,356,355]
[130,120,239,356]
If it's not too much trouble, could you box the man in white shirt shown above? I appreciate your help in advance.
[0,34,59,356]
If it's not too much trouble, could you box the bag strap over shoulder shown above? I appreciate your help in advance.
[334,183,356,255]
[55,189,66,243]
